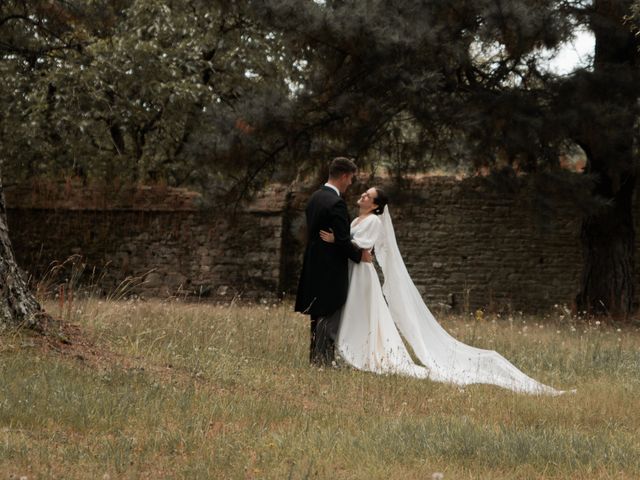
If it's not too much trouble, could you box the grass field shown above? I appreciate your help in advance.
[1,299,639,479]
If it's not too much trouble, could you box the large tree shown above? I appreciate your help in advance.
[570,1,639,317]
[0,0,294,327]
[0,185,43,329]
[2,0,639,322]
[0,0,86,329]
[246,0,640,319]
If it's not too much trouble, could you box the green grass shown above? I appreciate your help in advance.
[1,299,639,479]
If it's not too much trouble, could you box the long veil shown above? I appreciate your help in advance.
[376,206,566,395]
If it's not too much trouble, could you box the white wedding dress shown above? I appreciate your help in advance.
[336,208,566,395]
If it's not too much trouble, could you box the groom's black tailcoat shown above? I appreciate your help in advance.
[295,186,362,318]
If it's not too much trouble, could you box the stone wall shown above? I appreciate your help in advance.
[6,183,287,300]
[4,176,634,312]
[281,176,585,312]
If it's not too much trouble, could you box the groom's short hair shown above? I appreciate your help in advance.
[329,157,357,178]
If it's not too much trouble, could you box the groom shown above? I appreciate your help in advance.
[295,157,372,366]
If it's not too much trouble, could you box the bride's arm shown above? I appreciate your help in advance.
[350,216,381,250]
[319,229,374,263]
[321,216,381,250]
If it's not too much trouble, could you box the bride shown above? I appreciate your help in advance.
[320,187,567,395]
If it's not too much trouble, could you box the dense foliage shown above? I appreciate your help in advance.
[0,1,299,199]
[248,0,640,317]
[1,0,640,318]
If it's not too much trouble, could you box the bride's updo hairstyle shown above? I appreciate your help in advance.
[372,188,388,215]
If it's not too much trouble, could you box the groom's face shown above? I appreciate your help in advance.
[337,172,355,194]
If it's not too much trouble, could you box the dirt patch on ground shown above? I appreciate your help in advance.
[0,317,189,386]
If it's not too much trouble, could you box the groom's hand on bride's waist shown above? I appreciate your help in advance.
[361,250,373,263]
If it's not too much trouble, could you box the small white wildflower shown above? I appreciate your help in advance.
[595,321,601,326]
[432,473,444,480]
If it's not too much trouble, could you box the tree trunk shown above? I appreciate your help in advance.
[576,165,635,317]
[575,0,639,319]
[0,179,44,330]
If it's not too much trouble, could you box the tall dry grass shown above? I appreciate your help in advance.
[1,298,639,479]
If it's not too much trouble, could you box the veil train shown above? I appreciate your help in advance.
[376,206,568,395]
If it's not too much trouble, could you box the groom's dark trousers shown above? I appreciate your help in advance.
[294,186,362,366]
[310,309,342,365]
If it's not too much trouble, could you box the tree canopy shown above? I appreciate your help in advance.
[246,0,640,317]
[0,1,300,199]
[1,0,640,319]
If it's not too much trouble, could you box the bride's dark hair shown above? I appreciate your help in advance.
[372,188,388,215]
